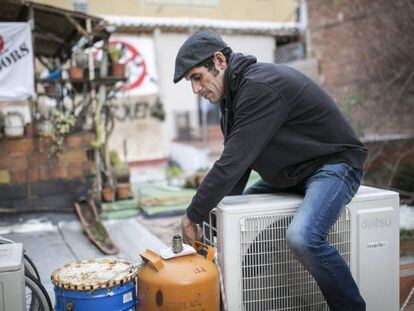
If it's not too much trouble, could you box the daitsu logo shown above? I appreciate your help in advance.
[361,216,391,229]
[0,32,30,72]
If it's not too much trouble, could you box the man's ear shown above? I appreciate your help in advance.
[213,52,226,69]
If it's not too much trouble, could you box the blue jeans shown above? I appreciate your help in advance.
[244,162,366,311]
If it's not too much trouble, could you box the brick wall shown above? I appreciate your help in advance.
[0,131,96,211]
[307,1,414,188]
[307,0,414,136]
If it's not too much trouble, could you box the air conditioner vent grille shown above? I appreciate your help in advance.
[239,209,350,311]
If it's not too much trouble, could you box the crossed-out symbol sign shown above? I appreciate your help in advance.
[0,34,4,54]
[95,40,148,92]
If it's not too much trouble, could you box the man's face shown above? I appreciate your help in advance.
[185,56,226,103]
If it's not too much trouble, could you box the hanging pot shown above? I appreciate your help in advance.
[4,112,25,138]
[68,66,84,80]
[111,62,126,78]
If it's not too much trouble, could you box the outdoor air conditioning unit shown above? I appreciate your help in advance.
[204,186,399,311]
[0,243,25,311]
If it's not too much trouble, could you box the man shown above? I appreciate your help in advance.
[173,31,367,310]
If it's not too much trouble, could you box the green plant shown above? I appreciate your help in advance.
[72,49,88,68]
[401,229,414,238]
[150,98,165,122]
[108,45,123,63]
[393,163,414,193]
[110,150,130,182]
[110,150,122,167]
[167,165,183,178]
[184,172,207,189]
[50,111,76,157]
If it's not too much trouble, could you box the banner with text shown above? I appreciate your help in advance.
[0,23,35,101]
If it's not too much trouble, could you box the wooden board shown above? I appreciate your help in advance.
[74,199,119,255]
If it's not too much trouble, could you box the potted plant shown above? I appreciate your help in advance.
[108,45,125,78]
[110,150,133,200]
[101,167,117,202]
[69,49,87,80]
[166,161,184,187]
[102,185,116,202]
[150,97,166,121]
[52,111,76,156]
[3,111,25,139]
[37,110,75,158]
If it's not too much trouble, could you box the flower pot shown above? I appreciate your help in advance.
[69,66,84,80]
[4,112,25,138]
[102,188,115,202]
[116,183,133,200]
[25,123,34,137]
[112,62,126,78]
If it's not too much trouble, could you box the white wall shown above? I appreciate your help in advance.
[154,32,198,145]
[222,34,275,63]
[109,31,276,163]
[156,32,276,144]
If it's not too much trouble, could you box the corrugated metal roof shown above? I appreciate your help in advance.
[103,15,299,36]
[0,0,107,60]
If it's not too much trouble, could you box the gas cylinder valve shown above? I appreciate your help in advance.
[172,234,183,254]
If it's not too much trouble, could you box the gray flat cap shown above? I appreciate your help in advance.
[173,31,228,83]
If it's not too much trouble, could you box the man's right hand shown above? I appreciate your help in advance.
[181,213,201,244]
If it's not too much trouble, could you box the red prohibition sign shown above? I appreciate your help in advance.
[95,40,148,92]
[0,34,4,53]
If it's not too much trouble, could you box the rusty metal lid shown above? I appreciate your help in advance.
[51,258,136,290]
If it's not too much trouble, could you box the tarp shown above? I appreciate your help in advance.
[0,22,35,101]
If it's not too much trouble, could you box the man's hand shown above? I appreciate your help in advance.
[181,213,203,244]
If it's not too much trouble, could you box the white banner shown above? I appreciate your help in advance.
[94,35,158,97]
[0,23,35,101]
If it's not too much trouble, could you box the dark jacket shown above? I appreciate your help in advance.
[187,53,367,224]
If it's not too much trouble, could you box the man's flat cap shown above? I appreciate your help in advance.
[173,31,228,83]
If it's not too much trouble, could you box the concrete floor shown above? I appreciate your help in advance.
[137,214,182,246]
[0,212,166,304]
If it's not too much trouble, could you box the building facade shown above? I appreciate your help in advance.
[30,0,300,166]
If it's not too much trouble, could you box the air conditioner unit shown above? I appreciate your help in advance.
[0,243,25,311]
[203,186,399,311]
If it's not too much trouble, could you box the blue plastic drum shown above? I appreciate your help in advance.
[52,258,137,311]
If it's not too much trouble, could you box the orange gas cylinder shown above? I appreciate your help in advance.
[137,240,220,311]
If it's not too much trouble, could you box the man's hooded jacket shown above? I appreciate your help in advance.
[187,53,367,224]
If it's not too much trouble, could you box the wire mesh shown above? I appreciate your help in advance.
[240,209,350,311]
[275,42,306,64]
